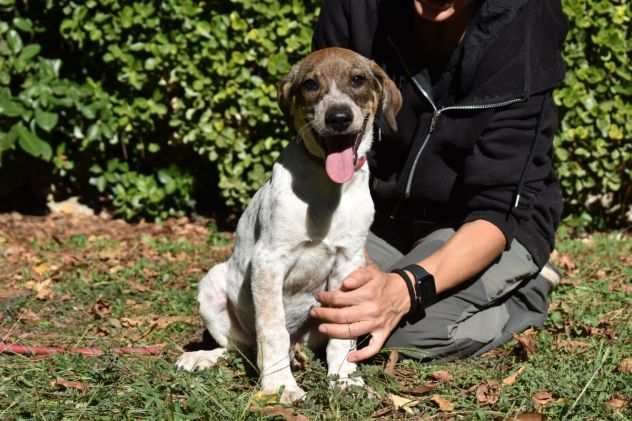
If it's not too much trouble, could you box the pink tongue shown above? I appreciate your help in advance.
[325,146,355,184]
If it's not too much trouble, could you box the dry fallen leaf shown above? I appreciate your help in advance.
[127,279,151,292]
[503,366,527,386]
[98,246,123,261]
[91,298,111,319]
[119,317,143,328]
[25,279,54,300]
[18,308,40,322]
[0,289,31,301]
[32,263,52,276]
[371,406,393,418]
[142,267,158,278]
[617,357,632,374]
[405,382,439,396]
[532,391,554,408]
[551,251,576,272]
[512,412,544,421]
[431,370,453,383]
[605,394,627,411]
[384,350,399,377]
[118,315,198,330]
[258,406,309,421]
[580,236,595,248]
[555,339,589,353]
[513,328,537,360]
[475,382,501,405]
[51,378,89,392]
[108,265,124,274]
[291,343,310,370]
[389,393,419,415]
[153,315,198,329]
[431,394,454,412]
[249,392,309,420]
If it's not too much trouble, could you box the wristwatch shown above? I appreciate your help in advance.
[391,264,438,325]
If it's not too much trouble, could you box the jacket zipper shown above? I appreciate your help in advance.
[389,95,526,219]
[386,36,527,217]
[403,94,526,200]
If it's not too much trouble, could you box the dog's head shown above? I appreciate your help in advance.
[278,48,402,184]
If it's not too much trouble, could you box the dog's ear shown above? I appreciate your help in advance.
[369,60,402,132]
[278,62,301,120]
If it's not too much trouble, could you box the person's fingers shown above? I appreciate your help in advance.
[311,301,379,322]
[311,304,359,323]
[316,286,370,307]
[341,267,373,290]
[347,331,386,362]
[318,319,375,339]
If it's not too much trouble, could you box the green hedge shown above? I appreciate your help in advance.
[554,0,630,228]
[0,0,629,227]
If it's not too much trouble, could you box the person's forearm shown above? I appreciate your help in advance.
[415,219,506,294]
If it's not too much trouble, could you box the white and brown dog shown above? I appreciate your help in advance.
[176,48,401,403]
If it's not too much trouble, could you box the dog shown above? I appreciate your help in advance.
[176,47,401,404]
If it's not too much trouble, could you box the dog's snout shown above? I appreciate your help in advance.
[325,105,353,132]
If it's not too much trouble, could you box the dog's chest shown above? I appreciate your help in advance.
[284,240,337,293]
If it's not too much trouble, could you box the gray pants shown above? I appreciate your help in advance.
[367,227,551,361]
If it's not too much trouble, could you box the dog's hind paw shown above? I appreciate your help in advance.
[175,348,227,372]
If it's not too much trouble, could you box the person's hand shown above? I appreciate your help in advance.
[310,264,411,362]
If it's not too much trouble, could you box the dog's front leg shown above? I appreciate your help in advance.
[251,256,305,404]
[326,251,366,388]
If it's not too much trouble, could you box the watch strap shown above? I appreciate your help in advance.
[402,264,438,308]
[390,269,425,325]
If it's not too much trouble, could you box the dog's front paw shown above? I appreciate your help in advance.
[280,385,306,404]
[175,349,227,372]
[333,375,365,389]
[261,376,306,404]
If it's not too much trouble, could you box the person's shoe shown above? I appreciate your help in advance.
[539,261,562,287]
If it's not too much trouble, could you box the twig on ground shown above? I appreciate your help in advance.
[563,344,611,420]
[0,342,164,357]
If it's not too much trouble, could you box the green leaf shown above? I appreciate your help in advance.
[0,95,26,117]
[35,109,59,132]
[6,29,23,53]
[15,123,52,161]
[12,17,33,33]
[17,44,41,62]
[0,125,18,154]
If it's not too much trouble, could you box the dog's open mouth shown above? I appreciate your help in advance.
[310,131,362,184]
[311,118,367,184]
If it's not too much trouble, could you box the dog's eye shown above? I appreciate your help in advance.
[302,78,320,92]
[351,74,367,88]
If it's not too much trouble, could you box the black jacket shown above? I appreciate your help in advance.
[313,0,567,267]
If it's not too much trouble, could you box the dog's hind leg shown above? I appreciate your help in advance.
[176,262,247,372]
[197,262,232,347]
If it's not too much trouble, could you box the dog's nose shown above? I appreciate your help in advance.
[325,106,353,132]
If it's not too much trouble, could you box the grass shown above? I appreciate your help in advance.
[0,213,630,420]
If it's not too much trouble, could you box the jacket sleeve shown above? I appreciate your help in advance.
[461,92,559,248]
[312,0,351,50]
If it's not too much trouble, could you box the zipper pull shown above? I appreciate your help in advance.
[389,200,402,219]
[429,111,440,133]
